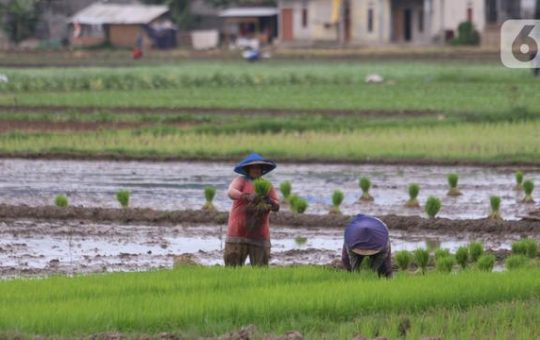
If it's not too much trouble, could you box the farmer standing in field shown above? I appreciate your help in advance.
[342,214,393,278]
[224,153,280,266]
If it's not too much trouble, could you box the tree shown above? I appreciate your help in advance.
[0,0,39,43]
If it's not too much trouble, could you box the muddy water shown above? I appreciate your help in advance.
[0,219,532,277]
[0,159,538,220]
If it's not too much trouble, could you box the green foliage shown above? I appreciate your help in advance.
[204,186,216,203]
[116,189,130,208]
[523,180,535,203]
[253,178,271,197]
[436,256,456,273]
[505,255,529,271]
[203,186,216,211]
[406,183,420,207]
[477,254,496,272]
[469,242,484,263]
[447,173,462,196]
[413,248,430,274]
[512,239,538,259]
[395,250,412,271]
[434,248,451,261]
[359,176,373,201]
[289,194,308,214]
[54,194,68,208]
[489,195,502,220]
[279,181,292,200]
[515,171,524,188]
[452,21,480,46]
[1,267,540,338]
[332,190,344,207]
[455,246,469,269]
[425,196,441,218]
[0,0,38,43]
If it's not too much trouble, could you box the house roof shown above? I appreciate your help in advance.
[69,3,169,25]
[218,7,278,18]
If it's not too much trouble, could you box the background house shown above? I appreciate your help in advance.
[68,2,175,49]
[278,0,533,46]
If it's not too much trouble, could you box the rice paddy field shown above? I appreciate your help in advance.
[1,56,540,338]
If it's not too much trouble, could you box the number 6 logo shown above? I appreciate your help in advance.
[501,20,540,68]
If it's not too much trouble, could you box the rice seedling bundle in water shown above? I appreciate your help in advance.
[395,250,412,271]
[425,196,441,218]
[203,186,216,211]
[522,180,535,203]
[54,194,68,208]
[512,239,538,258]
[455,246,469,269]
[469,242,484,262]
[515,171,524,190]
[489,195,502,220]
[447,173,462,196]
[359,176,374,202]
[414,248,430,274]
[289,194,308,214]
[330,190,344,214]
[405,183,420,208]
[505,255,529,271]
[436,256,456,273]
[116,189,130,209]
[477,254,495,272]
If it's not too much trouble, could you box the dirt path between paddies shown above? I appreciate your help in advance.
[0,104,435,117]
[1,204,538,234]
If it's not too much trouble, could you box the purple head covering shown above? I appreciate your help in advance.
[344,214,389,251]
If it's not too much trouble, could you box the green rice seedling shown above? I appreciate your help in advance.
[279,181,292,202]
[434,248,451,261]
[54,194,68,208]
[489,195,502,220]
[253,178,272,198]
[469,242,484,262]
[289,194,308,214]
[447,173,462,196]
[116,189,130,209]
[436,255,455,273]
[455,246,469,269]
[477,254,496,272]
[413,248,430,274]
[294,236,307,246]
[425,196,441,218]
[515,171,524,190]
[512,239,538,258]
[395,250,412,271]
[330,190,344,214]
[358,176,374,202]
[522,180,535,203]
[505,255,529,271]
[405,183,420,208]
[203,186,216,211]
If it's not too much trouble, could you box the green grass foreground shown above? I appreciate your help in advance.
[0,267,539,338]
[1,121,539,163]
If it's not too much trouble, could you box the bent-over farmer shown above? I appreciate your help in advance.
[224,153,280,266]
[342,214,393,277]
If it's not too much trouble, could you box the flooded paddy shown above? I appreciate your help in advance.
[1,219,534,277]
[0,159,538,220]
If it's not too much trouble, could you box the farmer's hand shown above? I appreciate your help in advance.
[242,193,258,203]
[266,198,280,212]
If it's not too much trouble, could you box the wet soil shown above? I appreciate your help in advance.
[1,160,538,220]
[0,218,531,278]
[1,204,538,234]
